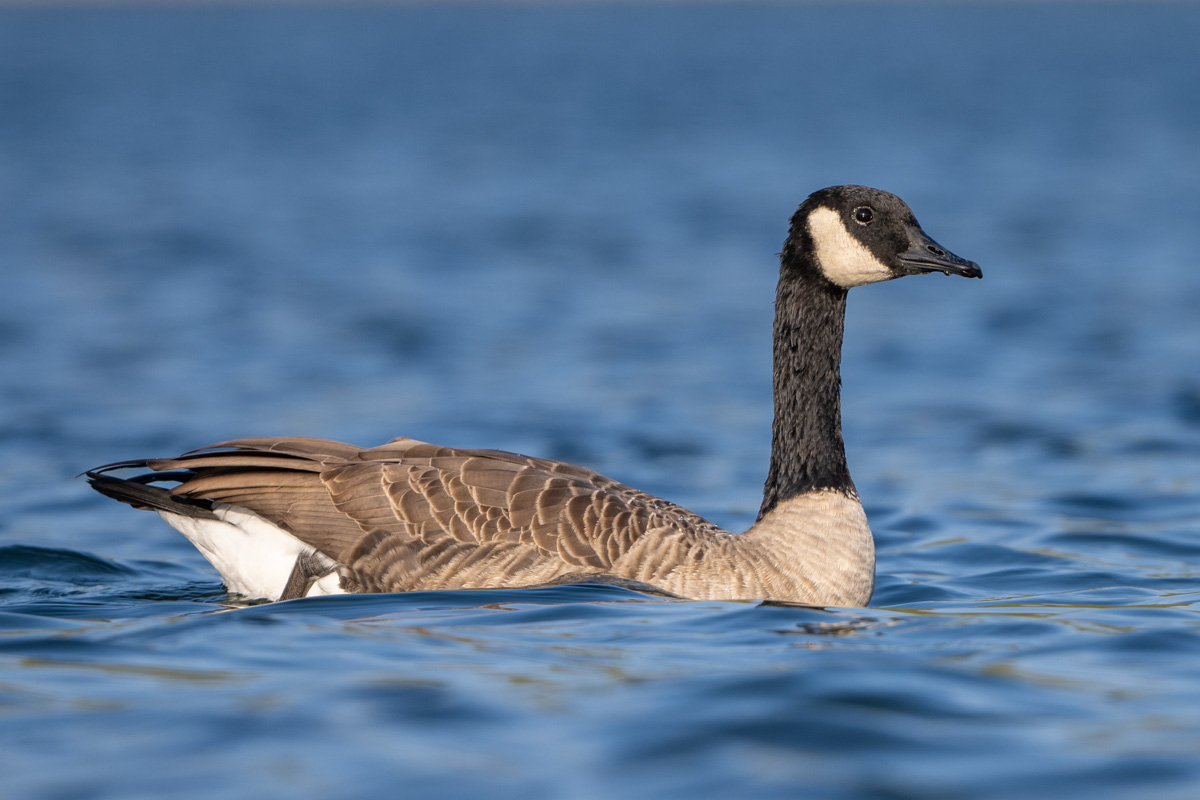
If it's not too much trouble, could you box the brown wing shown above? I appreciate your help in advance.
[149,436,726,593]
[147,437,370,560]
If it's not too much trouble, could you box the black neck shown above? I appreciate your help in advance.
[757,234,855,521]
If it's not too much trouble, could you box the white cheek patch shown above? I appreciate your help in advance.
[807,206,895,288]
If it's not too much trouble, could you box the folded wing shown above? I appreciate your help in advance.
[127,436,727,593]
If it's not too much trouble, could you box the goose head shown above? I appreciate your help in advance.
[787,185,982,288]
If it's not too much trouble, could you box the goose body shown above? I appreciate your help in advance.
[87,186,980,607]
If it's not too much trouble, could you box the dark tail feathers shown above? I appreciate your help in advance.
[86,471,217,520]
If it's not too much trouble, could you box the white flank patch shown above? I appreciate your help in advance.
[306,573,346,598]
[159,502,345,600]
[807,206,894,288]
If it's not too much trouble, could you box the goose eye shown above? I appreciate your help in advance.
[853,207,874,225]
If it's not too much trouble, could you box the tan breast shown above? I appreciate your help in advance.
[635,491,875,606]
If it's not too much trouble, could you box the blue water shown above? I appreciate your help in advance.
[2,3,1200,798]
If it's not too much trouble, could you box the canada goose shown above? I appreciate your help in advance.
[87,186,980,607]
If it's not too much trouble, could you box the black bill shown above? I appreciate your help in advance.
[898,224,982,279]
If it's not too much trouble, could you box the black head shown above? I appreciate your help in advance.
[785,185,982,288]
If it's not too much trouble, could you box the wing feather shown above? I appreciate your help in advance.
[107,435,726,593]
